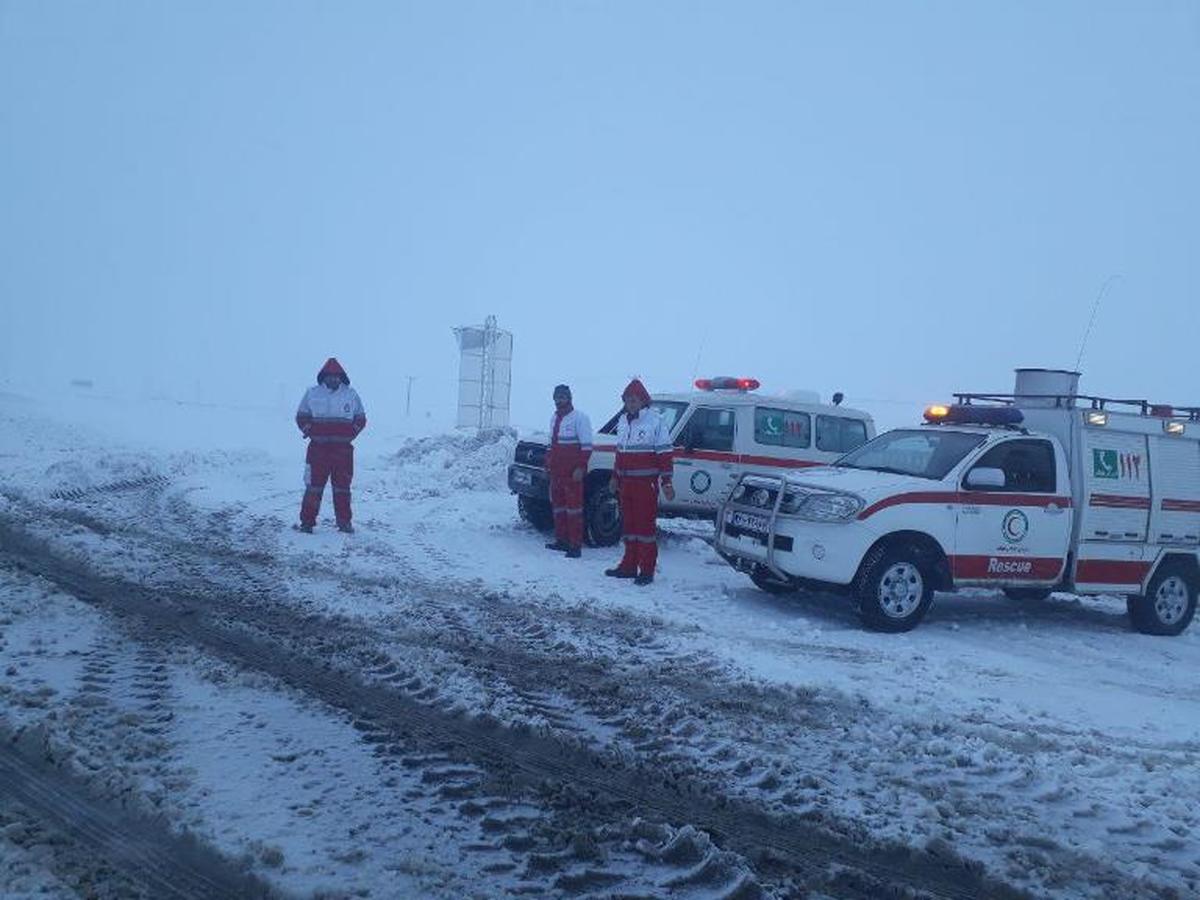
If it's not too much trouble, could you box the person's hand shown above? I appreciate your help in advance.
[572,468,584,483]
[662,481,675,501]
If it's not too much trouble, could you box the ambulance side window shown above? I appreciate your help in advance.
[816,416,869,453]
[967,439,1057,493]
[677,407,736,452]
[754,407,811,449]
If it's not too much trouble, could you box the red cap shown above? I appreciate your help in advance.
[622,378,651,405]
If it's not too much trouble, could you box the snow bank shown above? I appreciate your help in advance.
[386,429,517,495]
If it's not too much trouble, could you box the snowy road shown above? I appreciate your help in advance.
[1,391,1198,898]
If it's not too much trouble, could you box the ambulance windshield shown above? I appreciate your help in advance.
[598,401,688,435]
[835,429,986,481]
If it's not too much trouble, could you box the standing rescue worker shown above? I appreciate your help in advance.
[606,379,674,585]
[296,358,367,534]
[545,384,593,558]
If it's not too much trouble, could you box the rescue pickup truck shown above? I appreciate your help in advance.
[716,368,1200,635]
[508,377,875,546]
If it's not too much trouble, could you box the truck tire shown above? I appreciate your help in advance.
[517,495,553,532]
[750,565,797,595]
[1002,587,1053,603]
[1127,564,1198,636]
[585,484,622,547]
[855,544,935,633]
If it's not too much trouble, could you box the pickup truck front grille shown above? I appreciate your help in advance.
[514,441,548,468]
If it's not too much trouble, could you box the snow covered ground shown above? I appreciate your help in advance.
[1,386,1198,899]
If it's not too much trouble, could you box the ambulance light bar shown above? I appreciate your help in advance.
[696,377,760,392]
[923,404,1024,426]
[1165,421,1186,436]
[1086,411,1109,426]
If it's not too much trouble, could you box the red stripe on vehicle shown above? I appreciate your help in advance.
[950,555,1064,580]
[1074,559,1152,585]
[592,446,828,469]
[1089,494,1151,510]
[857,492,1073,520]
[1162,499,1200,513]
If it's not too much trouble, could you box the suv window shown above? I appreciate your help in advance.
[599,401,688,435]
[816,415,869,453]
[967,439,1057,493]
[677,407,736,452]
[754,407,810,448]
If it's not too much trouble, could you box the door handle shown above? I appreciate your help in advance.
[1045,504,1065,516]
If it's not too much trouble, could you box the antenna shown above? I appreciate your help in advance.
[1075,275,1122,372]
[690,332,707,384]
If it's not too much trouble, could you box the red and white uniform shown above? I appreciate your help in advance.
[614,381,674,576]
[296,358,367,528]
[547,407,593,549]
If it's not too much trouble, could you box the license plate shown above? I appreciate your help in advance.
[512,469,532,486]
[729,510,769,534]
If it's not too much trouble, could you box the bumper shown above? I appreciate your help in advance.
[508,463,550,499]
[715,507,872,587]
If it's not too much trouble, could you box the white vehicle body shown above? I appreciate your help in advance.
[716,369,1200,634]
[509,378,876,545]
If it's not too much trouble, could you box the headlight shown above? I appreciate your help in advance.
[791,492,863,521]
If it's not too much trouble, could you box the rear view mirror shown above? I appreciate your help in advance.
[965,467,1006,489]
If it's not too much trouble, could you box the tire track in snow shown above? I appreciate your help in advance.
[0,725,273,899]
[0,515,1032,900]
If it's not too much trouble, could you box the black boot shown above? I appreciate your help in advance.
[546,540,569,551]
[634,574,654,586]
[605,567,637,578]
[298,523,314,534]
[337,523,354,534]
[565,547,581,559]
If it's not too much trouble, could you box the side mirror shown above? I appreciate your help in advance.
[965,467,1006,489]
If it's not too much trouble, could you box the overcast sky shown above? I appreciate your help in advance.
[1,1,1197,432]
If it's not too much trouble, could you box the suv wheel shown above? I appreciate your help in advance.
[750,565,797,595]
[585,484,622,547]
[517,495,553,532]
[856,545,935,632]
[1128,564,1198,636]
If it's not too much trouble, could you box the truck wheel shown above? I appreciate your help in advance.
[1003,587,1053,603]
[855,545,934,633]
[1128,564,1198,636]
[585,484,622,547]
[750,565,797,595]
[517,495,553,532]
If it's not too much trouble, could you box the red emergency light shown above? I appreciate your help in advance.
[695,376,760,392]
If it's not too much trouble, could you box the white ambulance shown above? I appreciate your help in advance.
[509,377,875,546]
[715,369,1200,635]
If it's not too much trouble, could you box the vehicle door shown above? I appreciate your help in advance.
[673,405,738,509]
[1148,433,1200,546]
[745,405,812,474]
[955,437,1073,584]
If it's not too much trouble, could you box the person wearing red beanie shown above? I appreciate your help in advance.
[605,378,674,585]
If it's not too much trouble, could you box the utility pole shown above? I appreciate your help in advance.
[404,375,416,416]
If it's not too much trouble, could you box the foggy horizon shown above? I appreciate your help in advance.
[2,1,1197,433]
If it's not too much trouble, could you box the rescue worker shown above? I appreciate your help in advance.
[606,378,674,585]
[295,358,367,533]
[544,384,593,558]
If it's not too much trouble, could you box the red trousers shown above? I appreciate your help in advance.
[616,477,659,576]
[550,471,585,548]
[300,442,354,527]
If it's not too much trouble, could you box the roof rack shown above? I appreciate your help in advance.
[953,393,1200,422]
